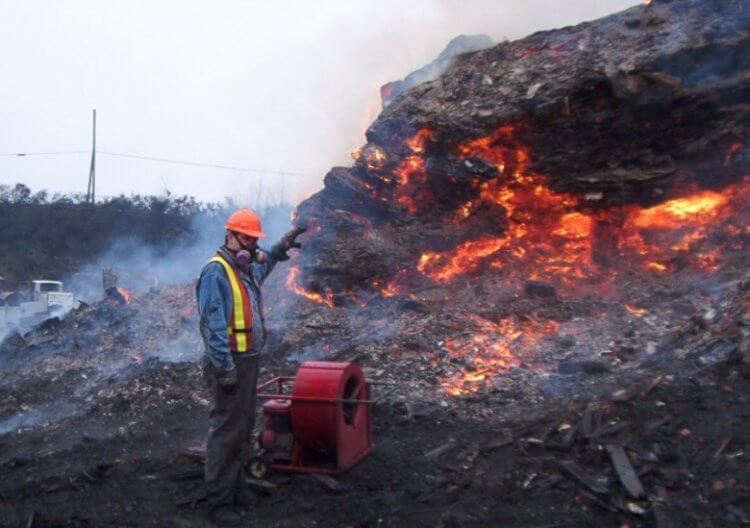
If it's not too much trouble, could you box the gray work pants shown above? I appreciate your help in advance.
[204,354,259,508]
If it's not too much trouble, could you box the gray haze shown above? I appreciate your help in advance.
[0,0,637,204]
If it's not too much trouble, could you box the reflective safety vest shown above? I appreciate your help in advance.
[209,254,254,353]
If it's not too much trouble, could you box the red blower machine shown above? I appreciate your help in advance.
[251,361,391,477]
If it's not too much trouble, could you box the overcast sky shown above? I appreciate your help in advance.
[0,0,637,205]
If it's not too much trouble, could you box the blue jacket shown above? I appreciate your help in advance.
[195,246,278,370]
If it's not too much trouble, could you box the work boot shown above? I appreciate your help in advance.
[210,505,242,526]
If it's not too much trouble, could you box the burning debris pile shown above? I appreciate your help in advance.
[1,0,750,526]
[268,0,750,396]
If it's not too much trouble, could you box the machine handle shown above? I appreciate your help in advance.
[256,376,295,393]
[257,378,399,404]
[367,381,399,404]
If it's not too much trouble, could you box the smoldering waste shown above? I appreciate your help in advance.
[1,0,750,526]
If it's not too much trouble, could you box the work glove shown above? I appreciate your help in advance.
[216,366,238,395]
[270,226,307,261]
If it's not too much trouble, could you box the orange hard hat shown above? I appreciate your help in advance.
[225,208,266,238]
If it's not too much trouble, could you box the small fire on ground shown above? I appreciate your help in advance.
[286,267,334,308]
[438,315,559,396]
[117,287,132,305]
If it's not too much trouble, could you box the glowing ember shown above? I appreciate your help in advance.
[417,125,600,288]
[344,124,747,398]
[373,279,400,298]
[117,287,132,304]
[405,128,432,154]
[418,236,512,283]
[629,190,728,229]
[620,179,748,274]
[346,291,367,308]
[439,315,558,396]
[646,261,668,273]
[392,129,432,213]
[394,155,427,214]
[364,146,388,172]
[380,282,399,297]
[402,121,749,288]
[624,304,648,317]
[285,267,334,308]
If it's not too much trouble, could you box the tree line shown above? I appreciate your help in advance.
[0,183,292,285]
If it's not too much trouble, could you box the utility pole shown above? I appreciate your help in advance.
[86,109,96,203]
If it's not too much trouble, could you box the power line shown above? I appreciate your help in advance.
[0,150,88,157]
[0,147,314,178]
[98,150,313,178]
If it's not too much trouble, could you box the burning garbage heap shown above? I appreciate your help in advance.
[0,1,749,526]
[266,0,750,397]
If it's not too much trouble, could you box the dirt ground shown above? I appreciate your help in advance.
[2,347,750,527]
[1,261,749,527]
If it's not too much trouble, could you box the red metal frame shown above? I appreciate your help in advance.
[257,369,391,474]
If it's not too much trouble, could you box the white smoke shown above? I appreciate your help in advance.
[0,1,638,204]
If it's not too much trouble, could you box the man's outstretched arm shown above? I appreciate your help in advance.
[254,226,306,286]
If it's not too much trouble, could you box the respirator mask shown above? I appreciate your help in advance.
[233,235,266,265]
[235,247,266,265]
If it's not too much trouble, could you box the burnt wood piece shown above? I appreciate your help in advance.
[558,460,609,495]
[606,444,646,499]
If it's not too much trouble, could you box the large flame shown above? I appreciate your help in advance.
[397,125,749,289]
[415,126,601,287]
[303,123,747,396]
[285,267,335,308]
[389,127,745,395]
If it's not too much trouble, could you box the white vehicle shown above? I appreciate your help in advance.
[31,280,74,310]
[0,280,75,332]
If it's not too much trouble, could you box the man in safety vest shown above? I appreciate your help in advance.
[196,208,304,526]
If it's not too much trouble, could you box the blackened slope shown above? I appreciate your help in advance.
[369,0,750,200]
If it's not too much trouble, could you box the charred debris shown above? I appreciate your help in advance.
[1,0,750,526]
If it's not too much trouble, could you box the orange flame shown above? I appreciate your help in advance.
[646,261,668,273]
[404,122,749,288]
[619,181,746,274]
[418,236,512,282]
[373,279,400,298]
[379,280,400,298]
[405,128,432,154]
[416,125,598,287]
[624,304,648,317]
[392,129,433,213]
[117,287,132,304]
[440,315,558,396]
[364,146,388,172]
[353,125,748,397]
[285,267,334,308]
[394,155,427,214]
[629,191,728,229]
